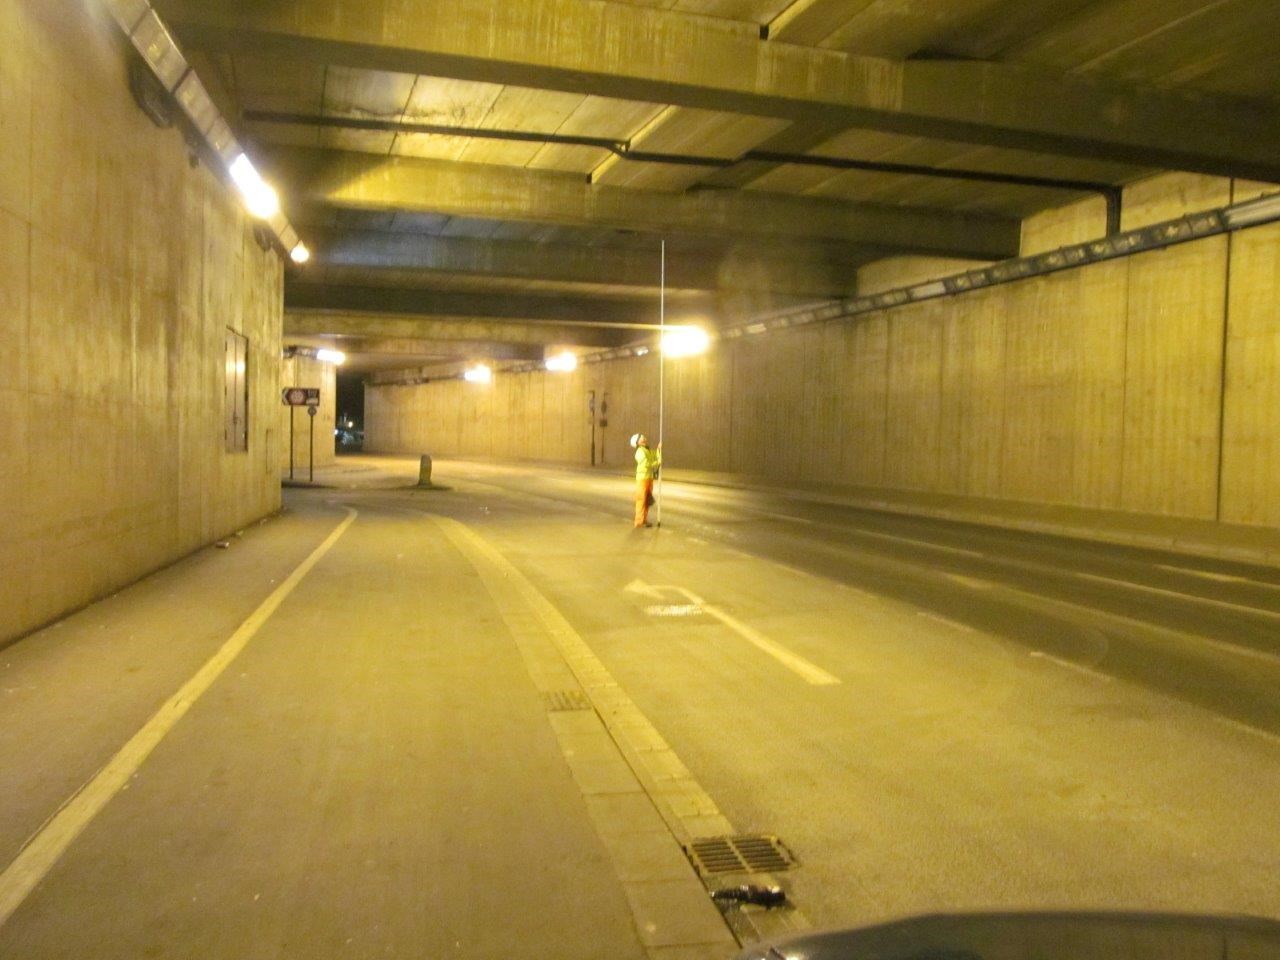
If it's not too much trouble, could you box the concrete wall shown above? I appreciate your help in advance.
[280,356,337,474]
[366,174,1280,530]
[0,0,284,642]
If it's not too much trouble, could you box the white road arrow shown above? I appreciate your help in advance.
[624,579,676,601]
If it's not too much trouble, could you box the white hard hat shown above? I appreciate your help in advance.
[629,433,643,448]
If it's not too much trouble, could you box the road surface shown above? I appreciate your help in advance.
[3,455,1278,958]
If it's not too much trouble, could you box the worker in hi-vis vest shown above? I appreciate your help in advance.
[630,433,662,528]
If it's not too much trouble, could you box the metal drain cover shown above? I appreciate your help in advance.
[685,835,795,876]
[543,689,593,712]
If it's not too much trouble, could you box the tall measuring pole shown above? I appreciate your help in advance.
[656,239,665,528]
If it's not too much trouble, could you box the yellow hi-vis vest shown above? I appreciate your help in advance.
[635,445,661,481]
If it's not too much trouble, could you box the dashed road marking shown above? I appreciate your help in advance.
[1070,570,1280,621]
[1155,564,1280,590]
[846,528,986,558]
[916,611,976,633]
[1029,650,1113,683]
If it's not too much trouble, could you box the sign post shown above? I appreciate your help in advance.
[282,388,322,483]
[307,405,317,482]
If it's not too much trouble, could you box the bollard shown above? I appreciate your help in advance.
[418,454,433,487]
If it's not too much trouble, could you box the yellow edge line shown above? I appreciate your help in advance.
[0,507,358,929]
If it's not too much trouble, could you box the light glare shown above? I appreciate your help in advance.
[290,243,311,264]
[316,349,345,365]
[464,364,492,384]
[660,325,711,358]
[545,351,578,373]
[229,153,280,220]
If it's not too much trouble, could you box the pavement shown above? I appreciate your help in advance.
[4,454,1280,957]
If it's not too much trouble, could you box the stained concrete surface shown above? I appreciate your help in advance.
[365,201,1280,529]
[1,0,284,645]
[3,457,1280,957]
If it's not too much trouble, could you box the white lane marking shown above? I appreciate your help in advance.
[1070,570,1280,621]
[1011,587,1280,668]
[756,510,816,526]
[434,514,802,934]
[1029,651,1113,683]
[916,611,976,633]
[644,604,703,618]
[624,578,670,601]
[847,528,986,558]
[0,507,359,929]
[669,587,841,686]
[945,573,996,590]
[792,532,1280,667]
[1210,713,1280,748]
[1155,564,1280,590]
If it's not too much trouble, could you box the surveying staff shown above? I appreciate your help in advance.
[630,433,661,527]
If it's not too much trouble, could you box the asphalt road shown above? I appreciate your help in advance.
[2,455,1279,957]
[419,459,1280,922]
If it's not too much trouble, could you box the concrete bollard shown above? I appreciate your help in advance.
[418,454,433,487]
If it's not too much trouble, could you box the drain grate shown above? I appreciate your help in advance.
[685,835,795,876]
[543,689,593,712]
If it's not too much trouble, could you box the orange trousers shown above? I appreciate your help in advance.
[634,479,654,527]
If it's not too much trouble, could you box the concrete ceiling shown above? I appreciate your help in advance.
[157,0,1280,376]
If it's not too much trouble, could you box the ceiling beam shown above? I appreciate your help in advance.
[162,0,1280,182]
[287,335,545,361]
[286,281,678,325]
[295,229,869,297]
[284,311,630,347]
[303,229,710,291]
[268,147,1020,259]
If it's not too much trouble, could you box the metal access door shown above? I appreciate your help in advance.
[587,391,609,465]
[224,328,248,452]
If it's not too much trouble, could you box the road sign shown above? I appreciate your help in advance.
[282,387,320,407]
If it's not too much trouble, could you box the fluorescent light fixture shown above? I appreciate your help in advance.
[316,349,345,365]
[634,346,650,356]
[910,280,947,300]
[290,243,311,264]
[545,351,578,373]
[229,153,279,220]
[660,325,712,358]
[1223,192,1280,229]
[463,364,492,384]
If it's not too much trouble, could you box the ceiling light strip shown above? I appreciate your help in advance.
[101,0,303,258]
[374,193,1277,389]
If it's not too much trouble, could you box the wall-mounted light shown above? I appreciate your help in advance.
[660,325,711,358]
[1222,193,1280,229]
[545,351,578,373]
[463,364,492,384]
[229,153,279,219]
[315,348,346,365]
[290,242,311,264]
